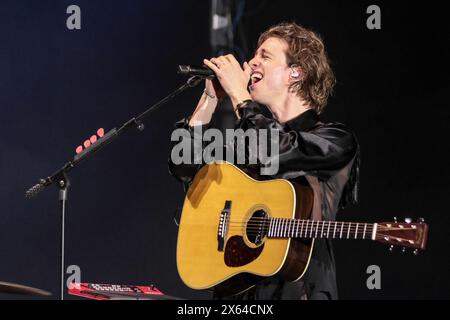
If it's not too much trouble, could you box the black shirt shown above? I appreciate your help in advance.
[168,102,360,300]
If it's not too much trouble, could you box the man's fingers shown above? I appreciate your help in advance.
[217,56,229,67]
[211,54,242,70]
[224,54,232,61]
[226,54,240,67]
[203,59,220,74]
[210,57,228,70]
[209,57,220,66]
[243,61,252,76]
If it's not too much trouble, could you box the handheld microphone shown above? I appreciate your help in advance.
[177,65,215,78]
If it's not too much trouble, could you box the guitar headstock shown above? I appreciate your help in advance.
[375,217,429,254]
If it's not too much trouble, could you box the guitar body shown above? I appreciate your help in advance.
[176,162,315,296]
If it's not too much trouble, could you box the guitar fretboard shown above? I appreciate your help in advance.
[267,218,376,240]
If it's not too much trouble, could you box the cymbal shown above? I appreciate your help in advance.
[0,281,51,296]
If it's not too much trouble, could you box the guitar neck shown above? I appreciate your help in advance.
[267,218,376,240]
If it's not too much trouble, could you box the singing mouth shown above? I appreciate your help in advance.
[251,72,263,84]
[250,71,263,90]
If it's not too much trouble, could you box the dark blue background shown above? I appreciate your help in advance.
[0,0,448,299]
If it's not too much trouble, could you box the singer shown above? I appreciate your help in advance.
[168,22,360,300]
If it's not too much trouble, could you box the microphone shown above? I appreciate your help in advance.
[177,65,215,78]
[25,179,49,198]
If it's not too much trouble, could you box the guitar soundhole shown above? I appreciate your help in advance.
[247,209,269,246]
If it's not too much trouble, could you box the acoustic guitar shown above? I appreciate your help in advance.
[176,162,429,296]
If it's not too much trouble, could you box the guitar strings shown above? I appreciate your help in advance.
[225,220,407,231]
[221,229,398,241]
[209,217,414,239]
[226,216,410,226]
[225,226,382,236]
[225,226,406,235]
[226,220,376,226]
[226,227,376,236]
[224,225,398,239]
[224,225,411,240]
[225,221,381,230]
[226,224,377,231]
[225,223,376,232]
[218,230,390,240]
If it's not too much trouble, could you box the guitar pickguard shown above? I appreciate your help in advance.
[224,236,264,267]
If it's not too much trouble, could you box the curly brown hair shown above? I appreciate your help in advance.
[257,22,335,114]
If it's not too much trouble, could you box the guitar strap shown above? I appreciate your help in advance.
[305,175,323,221]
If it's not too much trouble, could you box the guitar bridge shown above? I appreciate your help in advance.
[217,200,231,252]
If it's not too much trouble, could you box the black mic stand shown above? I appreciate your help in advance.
[25,76,203,300]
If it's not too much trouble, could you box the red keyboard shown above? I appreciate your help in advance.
[68,282,169,300]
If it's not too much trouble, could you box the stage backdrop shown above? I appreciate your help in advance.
[0,0,448,299]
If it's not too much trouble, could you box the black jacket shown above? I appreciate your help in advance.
[168,102,360,300]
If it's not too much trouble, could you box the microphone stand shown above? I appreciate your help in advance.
[25,76,203,300]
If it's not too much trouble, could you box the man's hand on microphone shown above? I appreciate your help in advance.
[203,54,252,109]
[205,79,226,101]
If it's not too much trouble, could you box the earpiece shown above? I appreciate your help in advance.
[290,66,300,78]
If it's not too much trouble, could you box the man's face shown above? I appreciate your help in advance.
[248,37,291,106]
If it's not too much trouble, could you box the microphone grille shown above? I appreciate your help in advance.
[25,180,46,199]
[177,65,191,74]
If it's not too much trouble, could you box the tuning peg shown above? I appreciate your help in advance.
[418,217,425,223]
[413,249,419,256]
[389,245,394,253]
[401,247,406,254]
[404,217,412,224]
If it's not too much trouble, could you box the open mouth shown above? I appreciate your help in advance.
[250,71,263,88]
